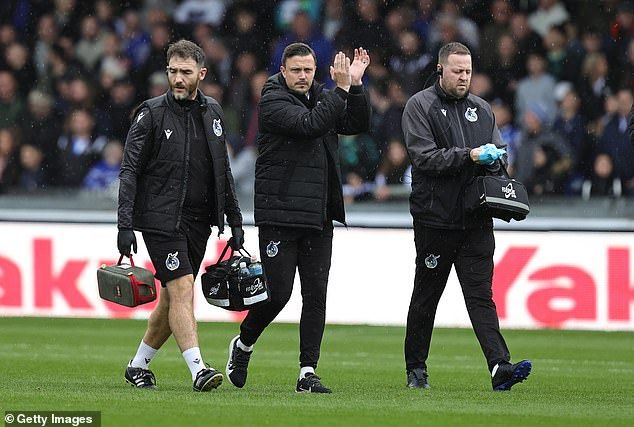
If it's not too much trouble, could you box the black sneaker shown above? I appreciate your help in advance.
[406,368,430,389]
[492,360,532,391]
[295,373,332,394]
[193,366,223,392]
[226,335,252,388]
[124,361,157,389]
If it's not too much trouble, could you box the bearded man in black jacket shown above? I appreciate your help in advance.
[225,43,371,393]
[117,40,244,392]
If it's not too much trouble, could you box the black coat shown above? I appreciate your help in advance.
[118,90,242,236]
[254,73,371,229]
[402,83,504,229]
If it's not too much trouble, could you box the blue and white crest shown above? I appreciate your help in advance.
[424,254,440,269]
[465,107,478,122]
[266,241,281,258]
[165,251,180,271]
[213,119,223,136]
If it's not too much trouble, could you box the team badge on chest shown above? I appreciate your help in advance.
[465,107,478,122]
[213,119,223,136]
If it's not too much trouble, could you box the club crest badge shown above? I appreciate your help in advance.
[465,107,478,122]
[425,254,440,269]
[266,241,281,258]
[165,251,180,271]
[213,119,223,136]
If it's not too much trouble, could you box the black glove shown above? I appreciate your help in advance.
[229,226,244,250]
[117,229,137,257]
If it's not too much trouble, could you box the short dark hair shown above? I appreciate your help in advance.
[438,42,471,65]
[281,42,316,66]
[166,39,205,67]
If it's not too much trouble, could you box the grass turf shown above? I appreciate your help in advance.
[1,317,633,426]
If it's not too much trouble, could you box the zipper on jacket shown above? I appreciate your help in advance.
[175,108,191,231]
[321,144,328,229]
[454,104,467,148]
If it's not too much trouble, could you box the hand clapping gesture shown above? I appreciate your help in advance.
[330,51,351,92]
[349,47,370,86]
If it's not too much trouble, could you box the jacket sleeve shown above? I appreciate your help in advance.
[117,107,153,230]
[259,88,348,139]
[336,85,372,135]
[629,105,634,146]
[402,96,471,176]
[486,106,506,175]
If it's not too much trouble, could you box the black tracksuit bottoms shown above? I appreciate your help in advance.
[239,224,333,368]
[405,220,510,373]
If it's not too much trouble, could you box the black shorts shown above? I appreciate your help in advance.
[142,216,211,286]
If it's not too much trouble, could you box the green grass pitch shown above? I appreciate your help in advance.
[1,317,633,426]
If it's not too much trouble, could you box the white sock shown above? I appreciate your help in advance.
[182,347,205,380]
[299,366,315,379]
[237,338,253,352]
[130,340,158,369]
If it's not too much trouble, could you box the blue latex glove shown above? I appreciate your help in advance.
[477,143,506,165]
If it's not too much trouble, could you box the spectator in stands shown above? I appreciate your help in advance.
[436,0,480,52]
[17,144,47,192]
[630,102,634,147]
[374,139,411,201]
[173,0,227,27]
[55,108,108,187]
[75,15,107,72]
[487,33,522,106]
[340,0,389,58]
[0,127,19,193]
[388,30,433,97]
[270,11,333,81]
[543,25,568,80]
[321,0,346,45]
[98,32,131,92]
[581,152,622,200]
[598,89,634,195]
[0,70,24,129]
[227,7,266,65]
[564,26,604,88]
[82,139,123,191]
[3,42,35,97]
[147,71,169,98]
[578,52,613,123]
[33,15,59,80]
[509,11,543,72]
[106,78,137,141]
[95,0,116,32]
[610,0,634,62]
[515,52,556,126]
[480,0,513,71]
[200,37,232,87]
[469,73,495,102]
[229,70,268,196]
[491,101,520,174]
[514,103,573,195]
[553,89,590,186]
[118,9,150,70]
[20,90,61,181]
[528,0,569,38]
[136,24,171,94]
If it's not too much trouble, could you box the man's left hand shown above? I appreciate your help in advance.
[229,226,245,250]
[349,47,370,85]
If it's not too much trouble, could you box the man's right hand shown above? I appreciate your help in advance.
[330,51,351,92]
[470,144,506,165]
[117,230,137,257]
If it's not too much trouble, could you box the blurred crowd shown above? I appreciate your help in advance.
[0,0,633,201]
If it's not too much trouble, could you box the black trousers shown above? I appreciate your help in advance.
[240,224,333,368]
[405,221,510,372]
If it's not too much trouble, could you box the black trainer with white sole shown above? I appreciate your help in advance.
[124,362,157,389]
[193,367,223,392]
[226,335,252,388]
[296,373,332,394]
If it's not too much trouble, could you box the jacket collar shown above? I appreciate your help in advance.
[270,73,324,104]
[165,89,208,116]
[434,81,468,103]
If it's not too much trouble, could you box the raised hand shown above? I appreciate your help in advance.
[349,47,370,85]
[330,51,351,92]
